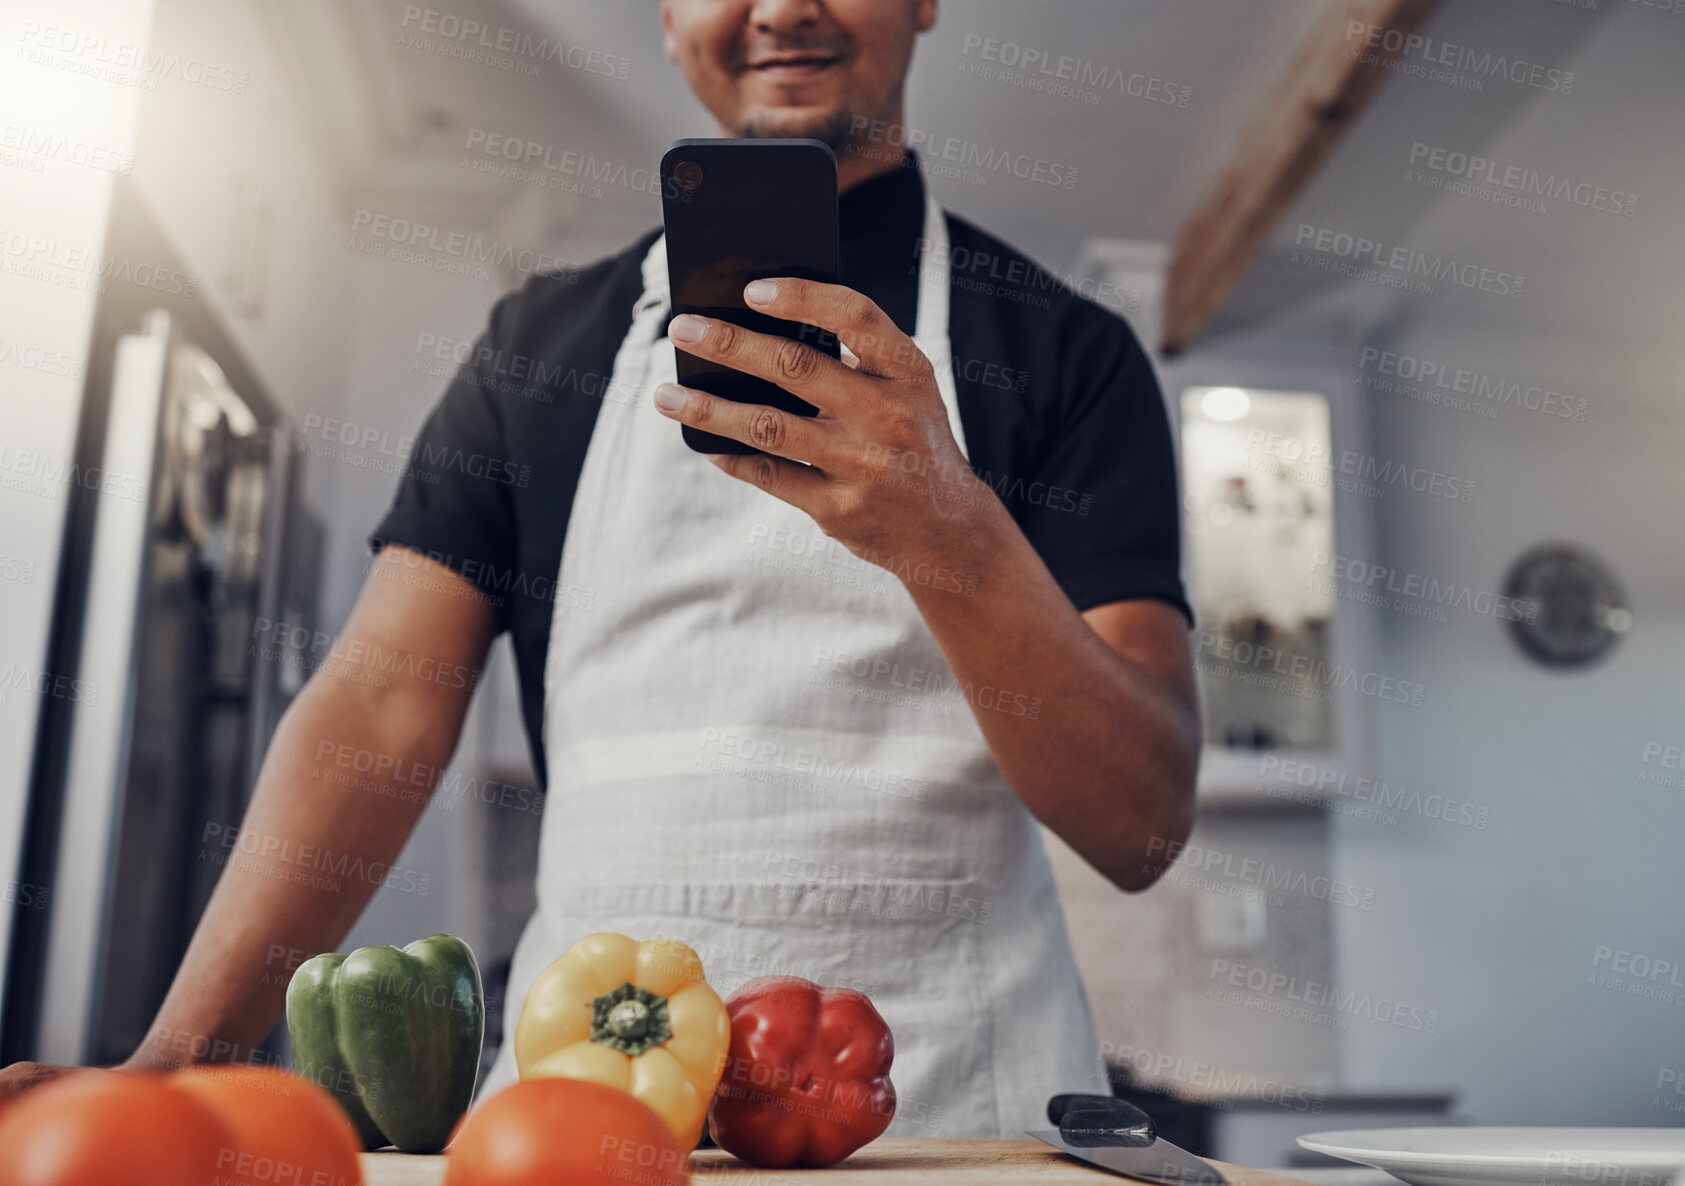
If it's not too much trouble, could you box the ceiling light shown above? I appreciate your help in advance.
[1202,387,1251,421]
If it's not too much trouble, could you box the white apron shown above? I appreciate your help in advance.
[478,193,1107,1135]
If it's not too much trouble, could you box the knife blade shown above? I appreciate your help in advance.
[1028,1129,1229,1186]
[1030,1093,1227,1186]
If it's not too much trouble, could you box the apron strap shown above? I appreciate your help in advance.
[616,185,966,459]
[606,234,673,406]
[913,189,968,460]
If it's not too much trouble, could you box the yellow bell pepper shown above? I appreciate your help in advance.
[514,932,729,1146]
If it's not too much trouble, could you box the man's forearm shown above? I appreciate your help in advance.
[125,673,459,1070]
[900,493,1199,892]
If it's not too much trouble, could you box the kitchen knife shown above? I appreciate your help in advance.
[1030,1093,1227,1186]
[1048,1092,1158,1144]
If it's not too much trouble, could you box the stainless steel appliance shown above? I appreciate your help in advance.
[2,186,322,1067]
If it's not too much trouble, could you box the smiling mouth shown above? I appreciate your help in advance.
[747,53,843,77]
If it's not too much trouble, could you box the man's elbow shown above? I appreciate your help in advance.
[1114,697,1201,891]
[1106,767,1196,893]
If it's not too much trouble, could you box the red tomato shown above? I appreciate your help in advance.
[172,1065,363,1186]
[0,1069,232,1186]
[446,1078,690,1186]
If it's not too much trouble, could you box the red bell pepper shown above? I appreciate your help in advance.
[706,976,896,1168]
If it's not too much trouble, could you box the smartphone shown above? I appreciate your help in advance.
[661,138,840,455]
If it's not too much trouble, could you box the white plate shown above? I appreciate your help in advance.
[1296,1128,1685,1186]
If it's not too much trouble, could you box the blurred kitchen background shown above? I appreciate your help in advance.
[1,0,1680,1165]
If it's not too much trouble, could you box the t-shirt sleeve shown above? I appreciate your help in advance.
[1021,304,1192,624]
[367,291,522,636]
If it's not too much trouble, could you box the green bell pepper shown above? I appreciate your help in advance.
[286,933,484,1153]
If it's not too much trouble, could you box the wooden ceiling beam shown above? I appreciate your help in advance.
[1161,0,1441,355]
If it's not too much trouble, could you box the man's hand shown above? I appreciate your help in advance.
[655,278,997,574]
[0,1060,79,1101]
[655,279,1197,891]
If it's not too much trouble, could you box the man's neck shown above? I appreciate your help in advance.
[835,110,909,194]
[716,109,911,195]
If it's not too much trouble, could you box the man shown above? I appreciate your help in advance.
[1,0,1198,1135]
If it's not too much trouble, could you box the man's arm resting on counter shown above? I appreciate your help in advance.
[902,497,1200,894]
[126,548,497,1070]
[0,548,494,1096]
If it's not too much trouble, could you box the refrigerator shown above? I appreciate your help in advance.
[1,188,322,1067]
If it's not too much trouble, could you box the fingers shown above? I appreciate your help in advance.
[704,450,829,509]
[668,310,849,408]
[743,278,928,381]
[653,382,832,467]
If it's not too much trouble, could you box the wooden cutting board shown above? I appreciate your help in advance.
[363,1137,1319,1185]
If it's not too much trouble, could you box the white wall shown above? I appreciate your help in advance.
[128,0,355,455]
[314,249,504,628]
[329,245,514,957]
[0,0,157,1015]
[1191,0,1685,1124]
[1333,326,1684,1124]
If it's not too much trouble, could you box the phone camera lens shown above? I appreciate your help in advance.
[673,160,706,191]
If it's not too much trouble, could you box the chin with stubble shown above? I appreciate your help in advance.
[737,105,912,182]
[739,108,862,153]
[658,0,934,178]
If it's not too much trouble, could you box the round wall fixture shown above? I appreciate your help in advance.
[1502,544,1631,669]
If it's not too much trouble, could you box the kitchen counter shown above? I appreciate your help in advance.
[363,1138,1321,1184]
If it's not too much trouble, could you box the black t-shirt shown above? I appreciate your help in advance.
[371,155,1189,785]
